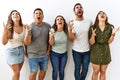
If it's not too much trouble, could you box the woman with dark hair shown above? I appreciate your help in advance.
[89,11,118,80]
[2,10,31,80]
[49,15,68,80]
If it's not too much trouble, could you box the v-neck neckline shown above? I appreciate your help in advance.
[98,25,107,32]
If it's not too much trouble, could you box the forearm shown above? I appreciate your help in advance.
[68,30,75,42]
[1,31,8,45]
[108,34,115,44]
[49,35,54,46]
[89,35,95,45]
[24,33,31,45]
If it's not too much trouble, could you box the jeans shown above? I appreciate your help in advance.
[72,50,90,80]
[50,51,67,80]
[28,55,48,72]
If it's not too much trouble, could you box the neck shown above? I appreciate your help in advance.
[57,26,63,32]
[99,21,105,27]
[76,16,84,21]
[14,22,20,27]
[35,22,43,26]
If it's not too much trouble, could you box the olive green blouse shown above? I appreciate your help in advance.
[89,24,114,64]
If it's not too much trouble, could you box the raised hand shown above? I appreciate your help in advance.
[24,24,31,31]
[49,28,55,37]
[3,22,12,30]
[68,20,74,31]
[116,26,120,32]
[91,28,96,36]
[111,27,119,36]
[24,24,31,35]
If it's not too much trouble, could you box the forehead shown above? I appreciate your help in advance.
[12,11,18,14]
[34,10,43,13]
[56,16,63,19]
[75,4,82,8]
[99,11,106,14]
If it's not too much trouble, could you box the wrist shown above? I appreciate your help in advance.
[92,34,95,37]
[26,31,31,35]
[111,33,115,36]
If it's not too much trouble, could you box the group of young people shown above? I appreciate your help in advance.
[1,3,119,80]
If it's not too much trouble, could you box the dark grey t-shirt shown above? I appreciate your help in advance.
[27,22,51,58]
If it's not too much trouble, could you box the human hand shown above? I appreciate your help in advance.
[24,24,31,35]
[24,24,31,31]
[49,28,55,36]
[3,22,12,31]
[91,28,96,36]
[111,27,119,36]
[68,20,74,31]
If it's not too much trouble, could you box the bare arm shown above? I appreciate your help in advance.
[68,20,76,42]
[89,28,96,45]
[108,27,119,44]
[68,29,76,42]
[49,30,55,46]
[108,34,115,44]
[1,23,8,45]
[89,35,95,45]
[24,24,31,45]
[46,44,51,56]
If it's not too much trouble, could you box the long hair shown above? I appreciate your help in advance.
[6,10,23,39]
[52,15,68,34]
[92,11,109,29]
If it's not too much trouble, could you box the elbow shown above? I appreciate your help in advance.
[1,40,7,45]
[2,42,7,45]
[24,40,31,46]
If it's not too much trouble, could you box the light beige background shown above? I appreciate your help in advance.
[0,0,120,80]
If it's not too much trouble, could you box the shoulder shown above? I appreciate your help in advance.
[42,22,51,28]
[29,22,35,28]
[84,19,92,24]
[109,23,114,27]
[107,23,114,28]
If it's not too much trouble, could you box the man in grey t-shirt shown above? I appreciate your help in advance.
[27,8,51,80]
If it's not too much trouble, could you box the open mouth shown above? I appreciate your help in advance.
[78,11,82,15]
[37,17,40,20]
[101,16,104,18]
[59,23,62,25]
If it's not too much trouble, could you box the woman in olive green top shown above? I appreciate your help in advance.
[89,11,118,80]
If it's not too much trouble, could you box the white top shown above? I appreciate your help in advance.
[7,28,25,48]
[72,19,92,52]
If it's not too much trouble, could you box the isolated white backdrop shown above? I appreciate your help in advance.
[0,0,120,80]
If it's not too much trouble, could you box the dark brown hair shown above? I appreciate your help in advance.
[33,8,43,14]
[73,3,82,11]
[52,15,68,34]
[7,10,23,39]
[92,11,109,29]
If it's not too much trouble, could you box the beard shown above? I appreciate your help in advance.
[78,12,83,18]
[76,11,83,18]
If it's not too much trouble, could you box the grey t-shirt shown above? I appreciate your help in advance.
[27,22,51,58]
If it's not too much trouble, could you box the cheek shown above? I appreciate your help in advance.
[98,15,101,20]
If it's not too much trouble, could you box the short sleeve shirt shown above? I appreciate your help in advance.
[72,19,92,52]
